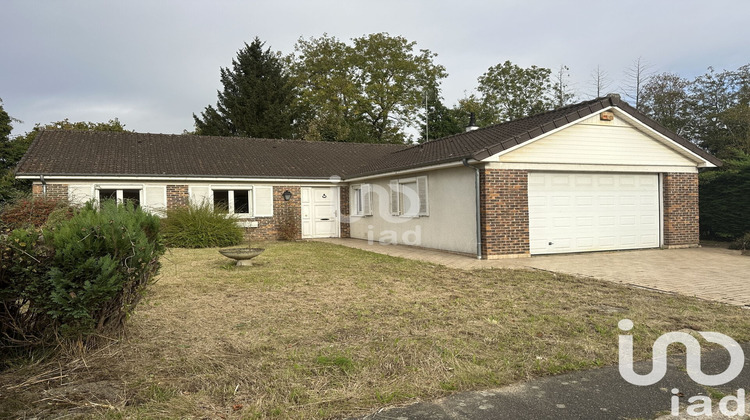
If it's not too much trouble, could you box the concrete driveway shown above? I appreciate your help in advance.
[319,239,750,307]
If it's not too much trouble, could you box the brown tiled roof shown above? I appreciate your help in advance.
[15,97,720,180]
[15,131,408,179]
[352,96,721,177]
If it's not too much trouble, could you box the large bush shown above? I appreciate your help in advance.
[699,158,750,240]
[162,203,244,248]
[0,196,72,232]
[0,201,164,348]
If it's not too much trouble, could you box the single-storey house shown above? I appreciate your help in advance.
[15,95,720,258]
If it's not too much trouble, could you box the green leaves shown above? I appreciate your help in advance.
[194,37,296,139]
[477,60,554,124]
[290,33,447,144]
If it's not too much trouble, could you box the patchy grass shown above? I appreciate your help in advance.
[2,241,749,419]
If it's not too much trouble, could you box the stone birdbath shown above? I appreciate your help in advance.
[219,247,265,266]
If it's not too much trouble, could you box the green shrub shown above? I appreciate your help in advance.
[729,233,750,251]
[162,202,243,248]
[700,158,750,240]
[0,201,164,349]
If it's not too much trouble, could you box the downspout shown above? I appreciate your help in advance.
[40,174,47,197]
[462,159,482,259]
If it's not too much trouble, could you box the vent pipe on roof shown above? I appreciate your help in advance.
[465,112,479,132]
[606,93,621,100]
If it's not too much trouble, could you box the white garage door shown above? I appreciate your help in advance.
[528,172,660,255]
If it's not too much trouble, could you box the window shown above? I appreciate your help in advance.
[97,187,141,208]
[350,184,372,216]
[212,189,252,215]
[389,176,428,217]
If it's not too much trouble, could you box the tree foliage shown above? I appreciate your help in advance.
[477,61,554,124]
[194,38,296,139]
[418,88,466,142]
[291,33,447,143]
[640,73,691,135]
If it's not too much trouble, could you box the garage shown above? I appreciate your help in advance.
[527,172,660,255]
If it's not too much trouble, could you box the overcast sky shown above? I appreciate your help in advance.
[2,0,748,138]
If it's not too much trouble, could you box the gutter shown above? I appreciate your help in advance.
[462,158,482,260]
[40,174,47,197]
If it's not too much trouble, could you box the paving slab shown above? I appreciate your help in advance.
[317,239,750,306]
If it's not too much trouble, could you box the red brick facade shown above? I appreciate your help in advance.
[166,185,189,208]
[242,186,302,241]
[32,183,68,200]
[663,172,699,247]
[339,185,351,238]
[480,169,530,258]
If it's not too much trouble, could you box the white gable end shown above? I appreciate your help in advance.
[492,111,700,167]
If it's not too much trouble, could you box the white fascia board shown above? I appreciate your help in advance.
[610,109,716,168]
[344,161,474,183]
[17,175,342,183]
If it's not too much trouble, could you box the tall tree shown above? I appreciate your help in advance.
[194,38,296,139]
[552,65,576,108]
[590,65,612,98]
[476,61,554,123]
[687,65,750,159]
[291,33,447,143]
[622,57,653,110]
[640,73,691,135]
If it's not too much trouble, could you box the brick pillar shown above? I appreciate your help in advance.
[339,185,350,238]
[663,173,699,247]
[166,185,189,209]
[480,169,530,258]
[272,186,302,240]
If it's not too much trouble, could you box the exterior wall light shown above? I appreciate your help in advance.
[282,190,293,201]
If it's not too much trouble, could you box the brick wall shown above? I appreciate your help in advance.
[339,185,350,238]
[166,185,189,209]
[663,172,699,247]
[244,186,302,241]
[32,183,68,200]
[480,169,530,257]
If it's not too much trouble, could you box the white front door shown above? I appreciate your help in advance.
[528,172,660,255]
[301,187,339,238]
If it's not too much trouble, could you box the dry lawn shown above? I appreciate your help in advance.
[2,241,749,419]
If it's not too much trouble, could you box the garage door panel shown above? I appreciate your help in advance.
[528,172,660,255]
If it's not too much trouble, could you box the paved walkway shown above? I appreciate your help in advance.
[318,239,750,307]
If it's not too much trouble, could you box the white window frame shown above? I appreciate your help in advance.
[389,176,429,217]
[95,185,143,206]
[210,186,253,216]
[350,183,372,217]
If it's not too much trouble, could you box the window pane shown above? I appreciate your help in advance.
[213,190,229,212]
[354,188,362,215]
[401,182,419,217]
[99,189,117,202]
[122,189,140,208]
[233,190,249,214]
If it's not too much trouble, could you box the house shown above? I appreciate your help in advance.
[15,95,720,259]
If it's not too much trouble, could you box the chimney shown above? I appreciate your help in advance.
[465,112,479,132]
